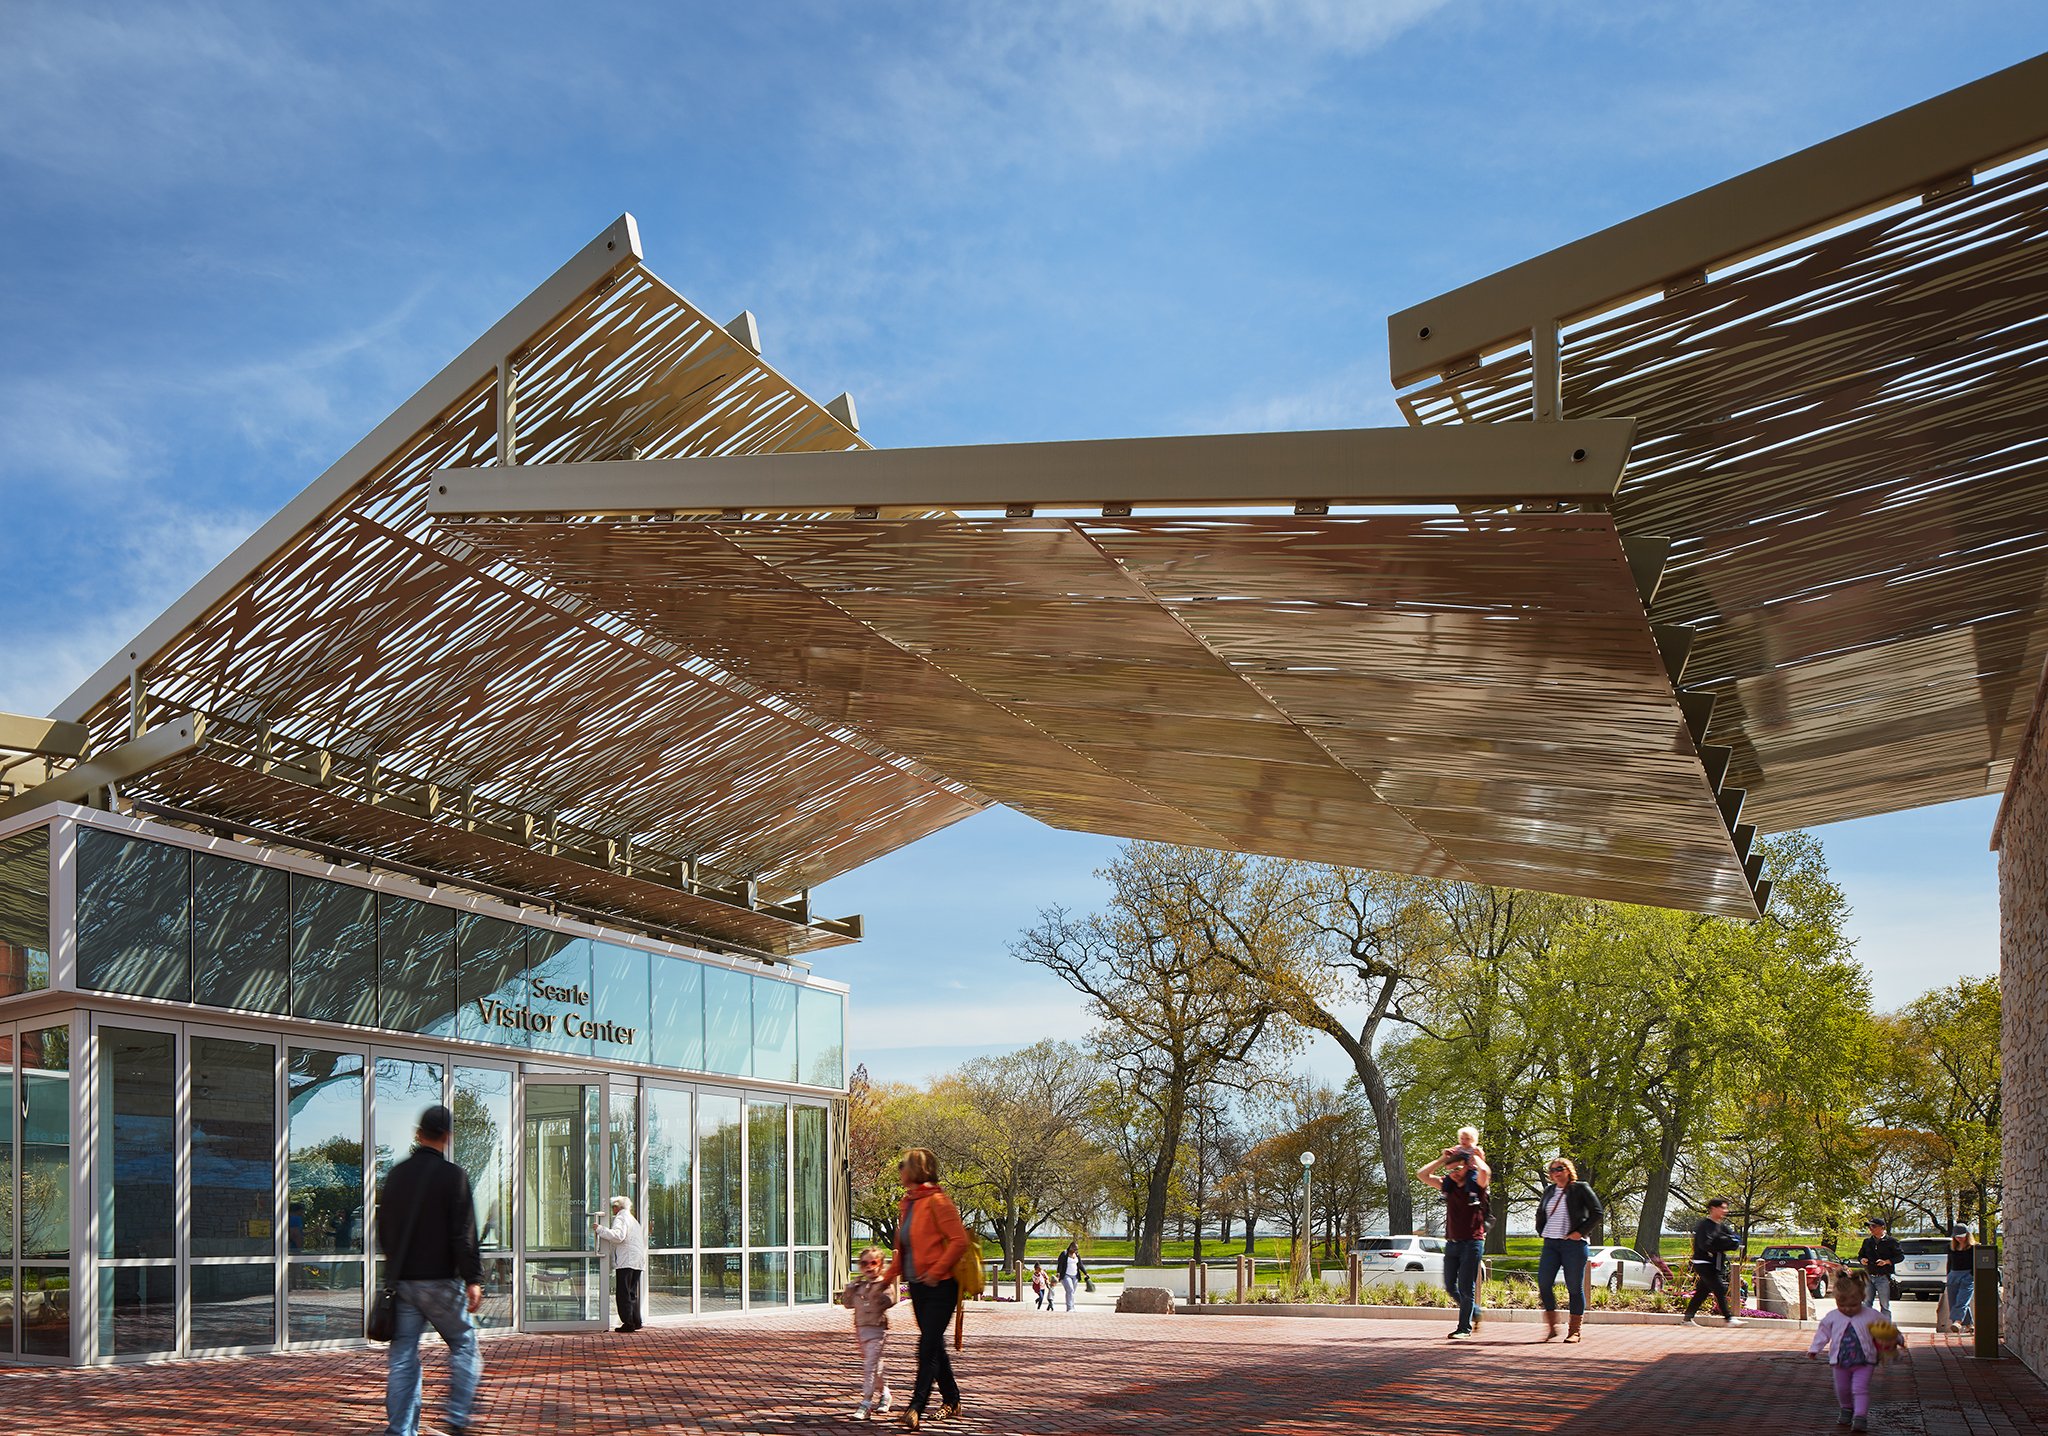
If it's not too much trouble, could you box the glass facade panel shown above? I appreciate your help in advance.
[0,827,51,997]
[703,967,751,1077]
[592,942,650,1064]
[97,1027,175,1259]
[794,1105,829,1247]
[644,1086,692,1250]
[22,1024,71,1258]
[524,934,593,1059]
[474,1254,515,1330]
[650,956,703,1074]
[609,1084,637,1206]
[378,896,456,1038]
[747,1100,787,1249]
[699,1092,743,1250]
[647,1251,693,1318]
[21,1266,72,1358]
[700,1251,742,1313]
[794,1249,831,1304]
[523,1257,601,1324]
[749,1250,787,1306]
[452,1066,513,1252]
[192,1036,277,1258]
[191,1263,276,1349]
[288,1049,364,1256]
[798,986,845,1089]
[286,1260,362,1342]
[99,1263,177,1356]
[0,1062,10,1261]
[373,1057,444,1181]
[191,853,290,1014]
[522,1083,598,1253]
[456,914,530,1049]
[77,829,190,1001]
[753,977,798,1085]
[291,875,378,1027]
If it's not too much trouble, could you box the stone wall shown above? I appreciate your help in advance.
[1996,662,2048,1378]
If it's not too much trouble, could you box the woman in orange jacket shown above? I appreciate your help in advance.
[882,1147,969,1429]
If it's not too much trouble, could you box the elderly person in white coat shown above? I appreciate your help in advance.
[594,1194,647,1332]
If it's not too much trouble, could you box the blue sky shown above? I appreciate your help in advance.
[3,2,2038,1082]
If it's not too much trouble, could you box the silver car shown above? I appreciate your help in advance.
[1892,1237,1950,1299]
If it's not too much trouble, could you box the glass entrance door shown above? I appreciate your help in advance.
[518,1078,607,1331]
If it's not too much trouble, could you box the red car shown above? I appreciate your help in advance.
[1755,1244,1845,1296]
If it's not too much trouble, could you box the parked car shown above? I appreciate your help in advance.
[1892,1237,1951,1300]
[1755,1244,1845,1296]
[1353,1234,1446,1288]
[1585,1245,1664,1292]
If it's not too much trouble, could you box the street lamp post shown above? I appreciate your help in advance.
[1299,1150,1317,1282]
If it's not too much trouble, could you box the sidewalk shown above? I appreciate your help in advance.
[2,1303,2040,1434]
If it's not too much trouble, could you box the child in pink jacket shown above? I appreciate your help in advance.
[1808,1273,1905,1431]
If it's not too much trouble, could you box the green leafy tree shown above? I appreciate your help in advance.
[1872,975,2001,1238]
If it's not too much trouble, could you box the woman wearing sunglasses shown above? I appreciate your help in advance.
[1534,1157,1604,1343]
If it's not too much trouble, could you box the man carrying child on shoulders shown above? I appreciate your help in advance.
[1415,1126,1491,1340]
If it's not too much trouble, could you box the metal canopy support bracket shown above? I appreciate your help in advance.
[1387,53,2048,385]
[425,420,1636,518]
[0,712,88,760]
[0,719,202,821]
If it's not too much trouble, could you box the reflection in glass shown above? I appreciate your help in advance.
[0,1063,10,1261]
[525,933,594,1059]
[523,1256,601,1324]
[753,977,798,1085]
[523,1084,598,1253]
[699,1093,743,1249]
[592,942,650,1064]
[287,1260,362,1343]
[22,1025,71,1258]
[288,1049,364,1256]
[98,1263,178,1356]
[0,827,51,997]
[373,1057,444,1181]
[452,1067,513,1251]
[97,1027,175,1258]
[798,985,846,1089]
[700,1251,742,1313]
[749,1251,788,1307]
[610,1084,637,1208]
[192,852,290,1014]
[193,1036,277,1257]
[291,875,378,1027]
[456,914,530,1048]
[474,1255,515,1330]
[77,829,190,1000]
[650,956,703,1073]
[748,1100,788,1249]
[378,896,456,1037]
[191,1263,276,1349]
[21,1266,72,1358]
[644,1086,693,1250]
[648,1252,694,1318]
[794,1105,829,1247]
[704,967,751,1077]
[795,1249,831,1304]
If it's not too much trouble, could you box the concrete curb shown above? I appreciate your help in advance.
[1179,1302,1814,1330]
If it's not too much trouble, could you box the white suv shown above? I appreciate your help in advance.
[1354,1234,1450,1289]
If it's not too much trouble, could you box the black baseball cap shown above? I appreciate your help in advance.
[418,1104,453,1140]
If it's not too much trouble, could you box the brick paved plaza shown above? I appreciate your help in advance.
[4,1306,2045,1435]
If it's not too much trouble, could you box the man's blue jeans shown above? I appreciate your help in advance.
[385,1278,480,1436]
[1443,1238,1484,1331]
[1537,1237,1589,1315]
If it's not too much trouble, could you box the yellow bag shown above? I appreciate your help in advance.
[954,1232,986,1297]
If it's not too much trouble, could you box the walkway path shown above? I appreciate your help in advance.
[4,1305,2042,1434]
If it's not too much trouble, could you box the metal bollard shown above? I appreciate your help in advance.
[1973,1245,2001,1360]
[1236,1254,1248,1303]
[1187,1259,1198,1306]
[1348,1252,1363,1305]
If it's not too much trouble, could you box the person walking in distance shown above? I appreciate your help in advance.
[881,1147,969,1430]
[1946,1225,1976,1333]
[594,1194,647,1332]
[377,1103,484,1436]
[1056,1241,1087,1313]
[1682,1198,1745,1327]
[1534,1157,1603,1343]
[1857,1218,1903,1314]
[1414,1141,1491,1339]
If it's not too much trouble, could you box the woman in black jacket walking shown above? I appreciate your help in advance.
[1534,1157,1603,1343]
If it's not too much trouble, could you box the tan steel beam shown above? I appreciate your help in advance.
[0,718,201,821]
[425,420,1634,518]
[51,215,646,725]
[0,713,89,760]
[1388,52,2048,385]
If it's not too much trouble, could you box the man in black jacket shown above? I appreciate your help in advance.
[1682,1199,1744,1327]
[1857,1218,1903,1312]
[377,1104,485,1436]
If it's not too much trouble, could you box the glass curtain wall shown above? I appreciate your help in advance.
[698,1092,743,1312]
[19,1023,72,1358]
[286,1047,364,1343]
[190,1034,279,1350]
[452,1065,514,1329]
[747,1099,788,1305]
[95,1026,176,1357]
[643,1084,693,1317]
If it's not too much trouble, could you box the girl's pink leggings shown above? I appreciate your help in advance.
[1832,1364,1872,1416]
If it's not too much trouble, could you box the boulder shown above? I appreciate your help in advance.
[1758,1268,1804,1317]
[1117,1286,1176,1315]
